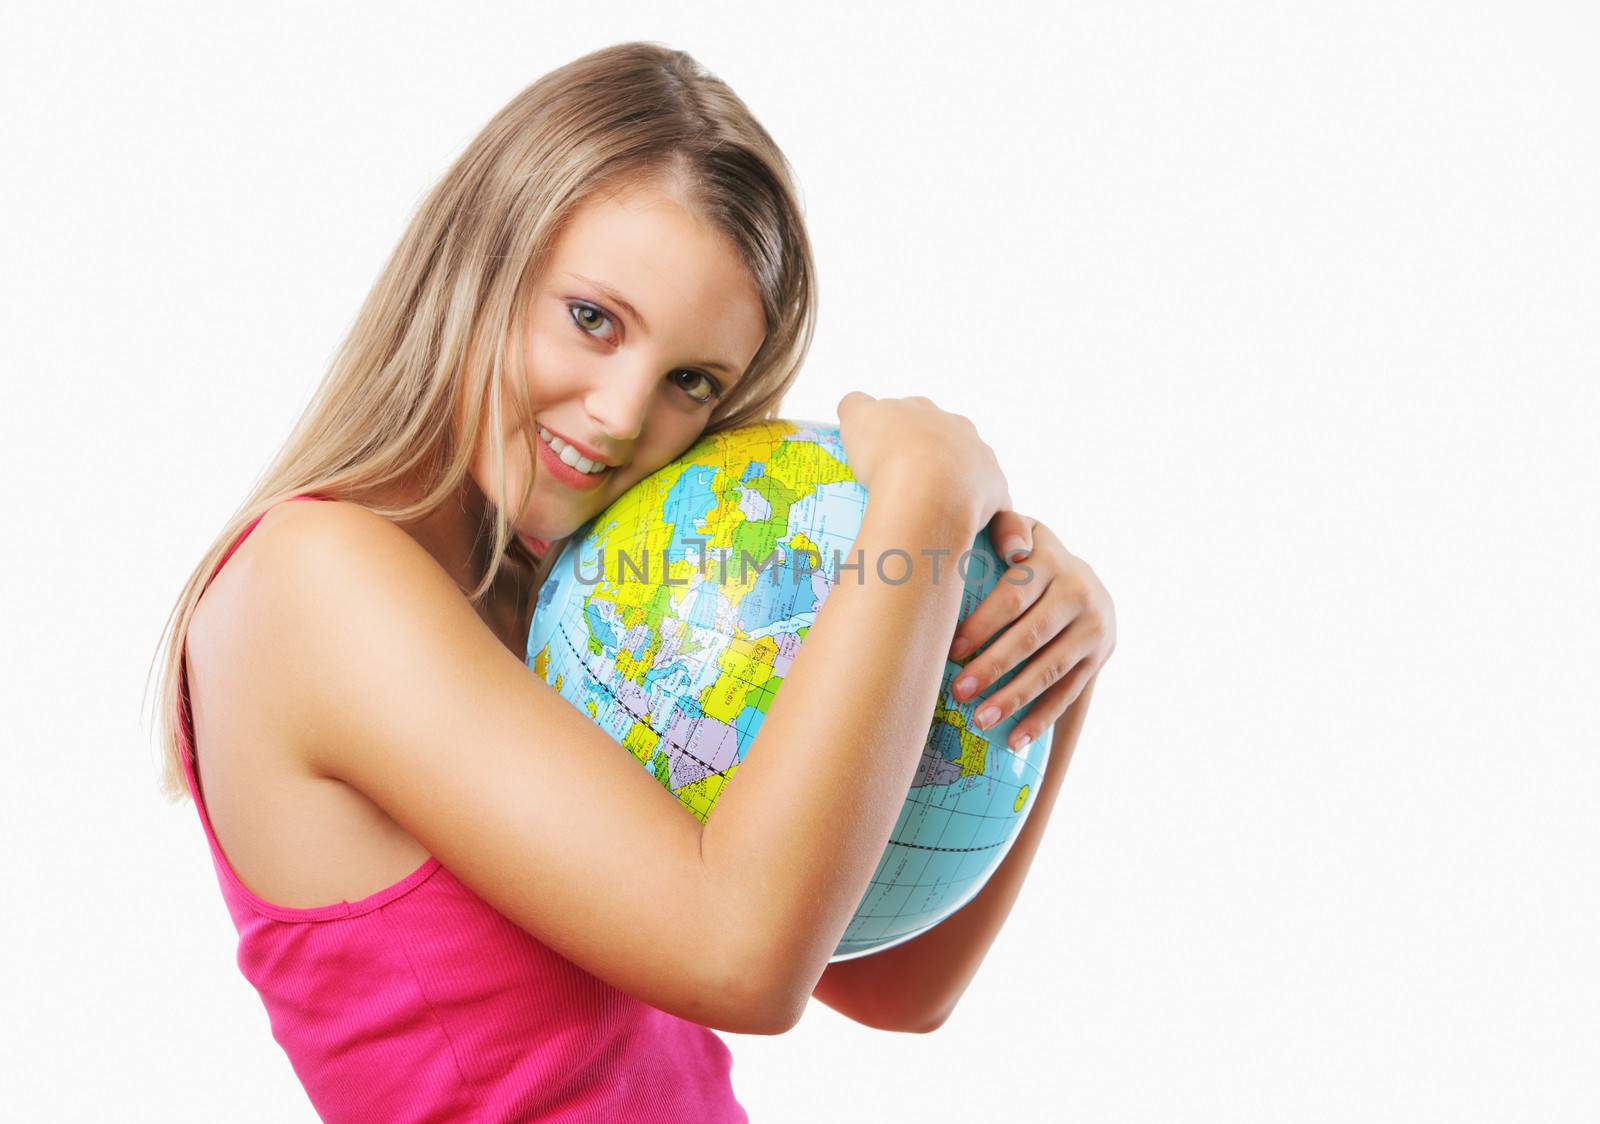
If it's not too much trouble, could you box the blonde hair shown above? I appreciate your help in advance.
[146,41,817,803]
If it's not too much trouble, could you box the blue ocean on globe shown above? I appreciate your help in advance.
[526,418,1053,960]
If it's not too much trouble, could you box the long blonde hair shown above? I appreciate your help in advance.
[147,41,817,803]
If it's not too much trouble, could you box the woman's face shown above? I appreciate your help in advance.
[472,181,768,544]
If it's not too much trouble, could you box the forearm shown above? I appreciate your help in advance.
[701,481,985,1004]
[814,674,1098,1032]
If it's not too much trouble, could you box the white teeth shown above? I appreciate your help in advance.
[537,425,607,475]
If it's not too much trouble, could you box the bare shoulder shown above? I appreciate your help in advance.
[218,496,439,606]
[188,498,424,758]
[191,496,793,1033]
[192,496,484,778]
[186,500,440,904]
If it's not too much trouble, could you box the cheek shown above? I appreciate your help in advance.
[517,330,576,405]
[639,424,702,474]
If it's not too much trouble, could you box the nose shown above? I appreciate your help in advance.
[584,365,656,445]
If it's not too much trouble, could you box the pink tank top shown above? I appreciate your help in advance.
[177,495,747,1122]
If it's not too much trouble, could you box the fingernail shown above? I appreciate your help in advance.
[949,637,972,661]
[954,674,978,699]
[975,704,1001,729]
[1000,536,1029,563]
[1013,732,1032,751]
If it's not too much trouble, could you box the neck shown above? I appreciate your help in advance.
[384,472,529,603]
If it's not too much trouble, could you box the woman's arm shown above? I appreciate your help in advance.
[701,474,987,1019]
[810,673,1097,1032]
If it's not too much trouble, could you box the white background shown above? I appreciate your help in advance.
[4,2,1596,1120]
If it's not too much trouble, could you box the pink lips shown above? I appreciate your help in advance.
[536,428,611,490]
[537,424,613,467]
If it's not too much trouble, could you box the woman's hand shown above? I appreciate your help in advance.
[947,513,1115,751]
[837,391,1012,526]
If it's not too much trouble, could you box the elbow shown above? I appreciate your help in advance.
[854,1000,953,1035]
[901,1007,951,1034]
[703,981,805,1036]
[699,947,809,1036]
[744,965,813,1035]
[744,991,808,1036]
[731,968,957,1037]
[701,911,829,1035]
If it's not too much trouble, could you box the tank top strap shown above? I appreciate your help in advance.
[177,493,329,780]
[206,493,330,590]
[177,492,446,921]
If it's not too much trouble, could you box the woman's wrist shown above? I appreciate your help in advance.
[867,464,988,535]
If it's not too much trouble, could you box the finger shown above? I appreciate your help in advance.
[947,559,1051,665]
[984,621,1101,733]
[1001,657,1098,752]
[985,510,1037,566]
[836,390,874,416]
[957,614,1099,731]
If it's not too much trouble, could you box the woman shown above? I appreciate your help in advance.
[151,41,1115,1121]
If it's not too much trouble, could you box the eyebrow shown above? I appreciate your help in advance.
[564,272,739,375]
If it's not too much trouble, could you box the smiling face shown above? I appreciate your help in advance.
[470,179,768,544]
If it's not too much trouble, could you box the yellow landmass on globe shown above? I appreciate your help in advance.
[699,634,779,723]
[932,701,989,778]
[676,761,740,823]
[622,713,660,765]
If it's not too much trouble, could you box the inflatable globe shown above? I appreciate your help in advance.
[526,419,1053,960]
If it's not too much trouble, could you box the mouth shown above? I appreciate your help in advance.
[535,424,615,490]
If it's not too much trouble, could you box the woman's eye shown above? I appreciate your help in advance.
[568,302,613,338]
[672,370,722,405]
[568,300,722,406]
